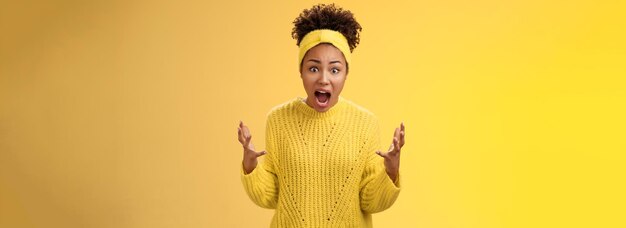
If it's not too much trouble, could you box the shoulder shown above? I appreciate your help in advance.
[264,98,305,127]
[342,98,379,125]
[340,99,382,143]
[266,98,300,119]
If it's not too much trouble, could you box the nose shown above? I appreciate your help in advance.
[318,71,330,86]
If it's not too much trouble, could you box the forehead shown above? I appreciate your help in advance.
[303,43,346,62]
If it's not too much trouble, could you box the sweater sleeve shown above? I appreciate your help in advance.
[359,119,401,214]
[240,116,279,209]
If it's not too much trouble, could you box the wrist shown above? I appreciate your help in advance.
[242,157,258,174]
[385,167,399,182]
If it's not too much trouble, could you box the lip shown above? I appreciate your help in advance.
[313,89,332,110]
[315,88,331,93]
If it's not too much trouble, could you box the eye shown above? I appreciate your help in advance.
[309,67,319,73]
[331,68,340,74]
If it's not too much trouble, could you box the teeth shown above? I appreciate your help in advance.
[317,91,328,93]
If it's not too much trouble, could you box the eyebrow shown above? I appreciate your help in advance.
[306,59,344,65]
[329,60,343,65]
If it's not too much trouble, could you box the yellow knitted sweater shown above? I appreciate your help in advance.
[241,97,401,227]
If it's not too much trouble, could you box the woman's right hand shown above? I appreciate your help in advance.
[238,121,266,174]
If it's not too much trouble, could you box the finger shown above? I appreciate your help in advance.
[240,121,246,132]
[399,131,405,147]
[237,127,244,144]
[256,150,267,157]
[242,124,251,140]
[244,134,252,148]
[239,122,251,148]
[394,127,401,139]
[387,139,394,153]
[400,122,406,146]
[376,150,388,158]
[239,121,250,141]
[392,138,401,154]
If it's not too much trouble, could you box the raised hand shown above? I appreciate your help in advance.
[238,121,266,174]
[376,122,406,183]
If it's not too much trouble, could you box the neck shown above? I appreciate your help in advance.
[295,96,347,119]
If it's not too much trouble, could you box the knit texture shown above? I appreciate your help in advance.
[241,96,401,227]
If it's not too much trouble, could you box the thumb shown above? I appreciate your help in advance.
[376,150,386,158]
[256,150,267,157]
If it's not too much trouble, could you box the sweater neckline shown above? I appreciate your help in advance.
[294,96,347,119]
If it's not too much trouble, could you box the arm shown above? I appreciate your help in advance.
[360,121,405,213]
[238,120,279,209]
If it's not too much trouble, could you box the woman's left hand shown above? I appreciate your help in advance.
[376,122,405,183]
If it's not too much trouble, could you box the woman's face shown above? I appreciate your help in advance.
[300,43,348,112]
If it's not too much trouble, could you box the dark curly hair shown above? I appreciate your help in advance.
[291,3,362,52]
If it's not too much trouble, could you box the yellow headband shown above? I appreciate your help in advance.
[298,29,351,67]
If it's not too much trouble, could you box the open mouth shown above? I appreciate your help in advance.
[314,90,331,108]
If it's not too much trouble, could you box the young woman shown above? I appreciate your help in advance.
[237,4,406,227]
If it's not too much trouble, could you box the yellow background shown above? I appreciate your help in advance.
[1,0,625,227]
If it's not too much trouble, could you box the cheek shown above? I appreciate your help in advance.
[301,75,315,92]
[331,75,347,91]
